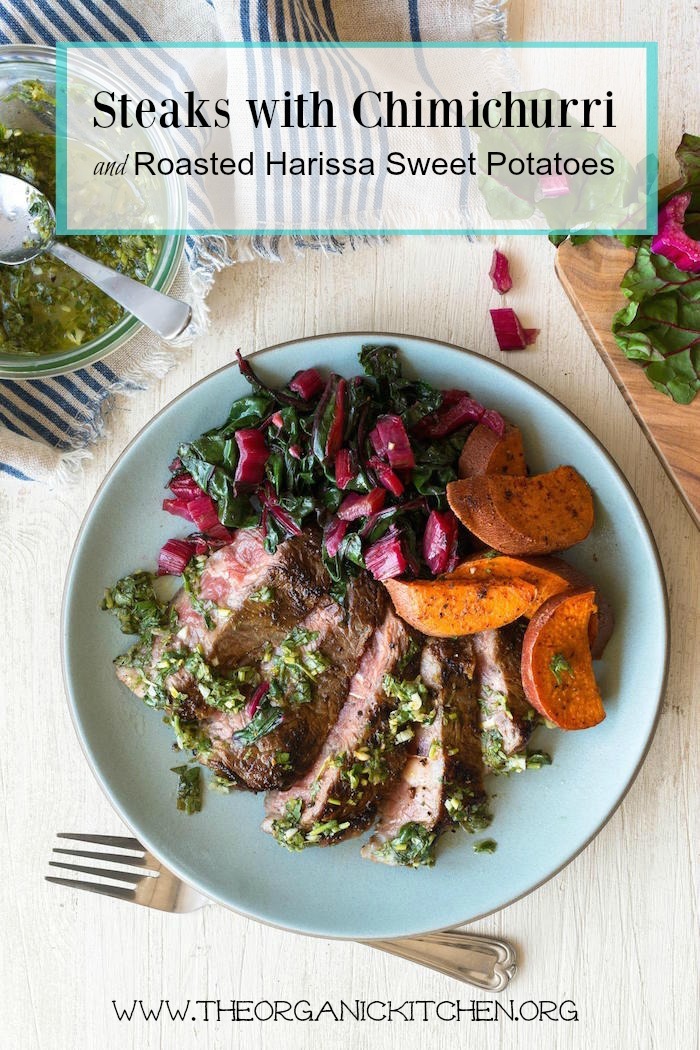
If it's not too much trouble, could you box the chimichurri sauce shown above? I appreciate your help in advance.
[0,115,160,356]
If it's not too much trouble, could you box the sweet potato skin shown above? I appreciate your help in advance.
[521,588,605,730]
[446,465,595,556]
[384,576,537,638]
[589,591,614,660]
[458,422,527,478]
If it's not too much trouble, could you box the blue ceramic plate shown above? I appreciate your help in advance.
[62,334,668,940]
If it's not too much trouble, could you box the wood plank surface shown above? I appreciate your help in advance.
[1,2,699,1049]
[556,237,700,529]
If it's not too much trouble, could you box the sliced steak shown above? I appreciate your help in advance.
[200,572,385,791]
[472,621,536,758]
[114,631,193,701]
[263,609,417,849]
[362,637,489,867]
[175,528,329,668]
[359,722,443,866]
[114,528,329,707]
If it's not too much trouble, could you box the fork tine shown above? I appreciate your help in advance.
[45,876,136,902]
[52,847,152,867]
[57,833,144,851]
[48,860,148,884]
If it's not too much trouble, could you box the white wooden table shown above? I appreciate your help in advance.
[2,3,699,1048]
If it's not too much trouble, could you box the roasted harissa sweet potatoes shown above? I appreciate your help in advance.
[383,419,611,731]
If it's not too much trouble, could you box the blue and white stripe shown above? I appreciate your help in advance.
[0,0,507,482]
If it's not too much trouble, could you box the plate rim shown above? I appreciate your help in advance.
[61,331,670,941]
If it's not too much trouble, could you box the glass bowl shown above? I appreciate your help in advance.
[0,44,187,379]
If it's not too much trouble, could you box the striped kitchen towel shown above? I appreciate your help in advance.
[0,0,508,484]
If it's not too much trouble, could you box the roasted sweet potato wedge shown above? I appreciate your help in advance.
[527,557,613,659]
[447,553,572,616]
[521,588,605,730]
[446,553,613,656]
[446,465,594,556]
[384,576,538,638]
[458,422,527,478]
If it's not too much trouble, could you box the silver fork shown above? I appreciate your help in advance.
[47,833,517,991]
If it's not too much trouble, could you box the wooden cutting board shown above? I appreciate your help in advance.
[555,236,700,530]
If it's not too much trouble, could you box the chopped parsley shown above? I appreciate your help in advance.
[265,626,330,706]
[305,819,350,843]
[180,650,256,712]
[340,740,391,792]
[171,764,202,815]
[473,838,497,854]
[270,798,306,851]
[444,785,492,833]
[479,685,514,725]
[182,555,221,630]
[102,572,172,637]
[549,652,574,686]
[482,727,552,776]
[383,673,435,743]
[378,822,437,868]
[126,645,256,715]
[167,713,212,756]
[269,799,350,851]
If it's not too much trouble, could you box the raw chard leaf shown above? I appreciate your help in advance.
[610,133,700,403]
[612,244,700,404]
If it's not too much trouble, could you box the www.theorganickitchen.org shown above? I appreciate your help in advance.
[111,998,579,1023]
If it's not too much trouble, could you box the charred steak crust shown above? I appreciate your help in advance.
[263,609,419,848]
[199,572,386,791]
[115,530,329,707]
[186,530,330,668]
[422,637,484,790]
[362,637,488,867]
[113,535,383,791]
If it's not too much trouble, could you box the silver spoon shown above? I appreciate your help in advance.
[0,172,191,341]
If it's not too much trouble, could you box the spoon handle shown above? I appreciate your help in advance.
[364,931,517,991]
[48,241,191,341]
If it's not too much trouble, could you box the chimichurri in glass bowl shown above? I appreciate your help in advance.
[0,46,186,378]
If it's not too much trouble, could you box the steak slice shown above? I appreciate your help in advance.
[114,630,193,701]
[199,572,385,791]
[114,528,328,706]
[263,609,417,849]
[175,527,329,669]
[362,637,489,867]
[472,622,537,760]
